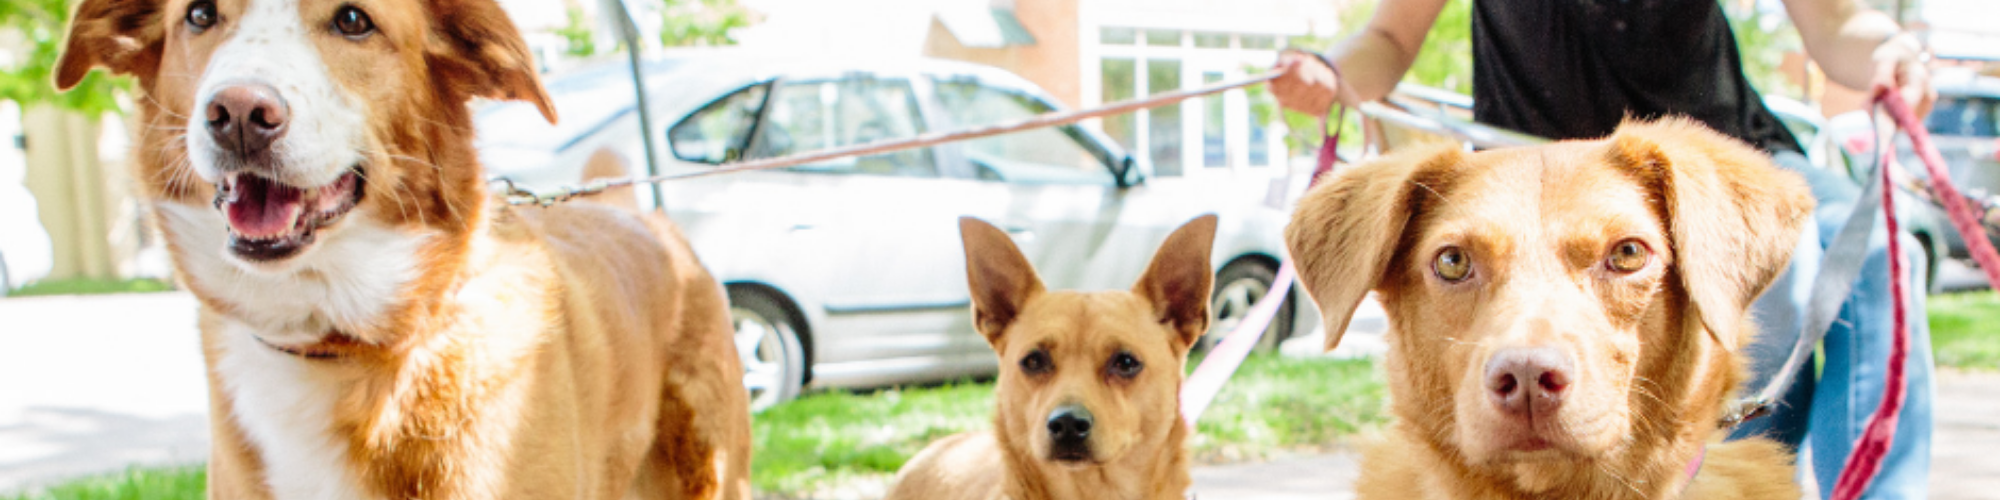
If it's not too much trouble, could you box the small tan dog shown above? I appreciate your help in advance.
[55,0,750,497]
[884,215,1216,500]
[1286,119,1812,500]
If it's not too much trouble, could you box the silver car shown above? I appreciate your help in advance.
[475,52,1310,410]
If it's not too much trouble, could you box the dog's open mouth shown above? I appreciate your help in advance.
[215,168,365,262]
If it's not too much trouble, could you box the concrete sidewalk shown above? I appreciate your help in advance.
[0,292,209,492]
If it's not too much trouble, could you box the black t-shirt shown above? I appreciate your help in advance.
[1470,0,1804,155]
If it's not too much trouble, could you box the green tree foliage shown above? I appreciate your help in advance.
[1,0,127,115]
[1404,0,1472,95]
[659,0,754,47]
[1724,2,1802,100]
[557,6,598,57]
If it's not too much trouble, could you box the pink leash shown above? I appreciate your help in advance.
[1829,88,2000,500]
[1181,106,1344,427]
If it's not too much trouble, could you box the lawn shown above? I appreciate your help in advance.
[3,278,174,298]
[747,354,1386,495]
[1,355,1387,500]
[1929,291,2000,371]
[0,467,203,500]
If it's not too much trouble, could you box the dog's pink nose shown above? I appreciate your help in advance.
[206,83,290,160]
[1485,347,1574,418]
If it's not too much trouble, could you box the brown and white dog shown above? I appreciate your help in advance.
[1286,119,1811,499]
[882,215,1214,500]
[54,0,751,498]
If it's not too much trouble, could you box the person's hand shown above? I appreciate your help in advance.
[1271,49,1342,115]
[1872,33,1936,118]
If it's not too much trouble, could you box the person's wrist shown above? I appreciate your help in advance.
[1308,51,1346,106]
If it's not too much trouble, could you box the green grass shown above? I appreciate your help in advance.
[2,467,203,500]
[0,355,1385,499]
[1189,356,1388,462]
[5,278,174,298]
[750,381,995,494]
[1930,291,2000,370]
[746,354,1385,495]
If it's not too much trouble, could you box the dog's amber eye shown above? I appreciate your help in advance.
[332,5,375,38]
[1107,352,1143,379]
[1434,247,1472,282]
[186,1,218,31]
[1607,239,1650,273]
[1020,349,1052,375]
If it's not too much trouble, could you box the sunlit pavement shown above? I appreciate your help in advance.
[0,292,208,492]
[0,285,1994,498]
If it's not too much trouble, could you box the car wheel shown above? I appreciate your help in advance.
[728,287,807,412]
[1197,259,1296,355]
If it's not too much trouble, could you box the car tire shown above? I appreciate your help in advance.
[728,287,808,412]
[1198,259,1296,355]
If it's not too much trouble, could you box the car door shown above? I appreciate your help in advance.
[736,74,1000,387]
[928,77,1151,293]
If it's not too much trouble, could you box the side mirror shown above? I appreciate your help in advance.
[1117,155,1145,188]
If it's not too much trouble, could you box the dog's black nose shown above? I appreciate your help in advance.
[1485,347,1574,418]
[1046,404,1093,459]
[206,83,290,161]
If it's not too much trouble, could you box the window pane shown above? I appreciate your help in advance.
[1240,34,1276,49]
[1193,32,1230,48]
[749,78,936,177]
[1203,72,1226,168]
[670,84,767,164]
[1144,29,1180,46]
[1101,58,1137,151]
[933,79,1113,185]
[1148,59,1182,176]
[1100,27,1135,45]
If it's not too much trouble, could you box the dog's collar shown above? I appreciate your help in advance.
[254,331,367,360]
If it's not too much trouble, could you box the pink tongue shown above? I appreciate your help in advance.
[226,175,305,239]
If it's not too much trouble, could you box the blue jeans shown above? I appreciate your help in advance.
[1729,152,1935,500]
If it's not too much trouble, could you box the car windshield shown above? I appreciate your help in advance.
[1925,96,1999,138]
[931,77,1113,184]
[475,60,683,152]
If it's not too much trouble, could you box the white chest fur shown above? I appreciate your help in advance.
[216,325,379,500]
[157,201,428,499]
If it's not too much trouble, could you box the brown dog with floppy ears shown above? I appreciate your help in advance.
[1285,119,1812,500]
[883,215,1217,500]
[54,0,751,498]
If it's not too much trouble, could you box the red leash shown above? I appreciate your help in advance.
[1828,88,2000,500]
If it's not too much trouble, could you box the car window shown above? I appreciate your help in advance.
[931,78,1114,185]
[747,77,938,178]
[669,83,769,164]
[1926,97,1999,138]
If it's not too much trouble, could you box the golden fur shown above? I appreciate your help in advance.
[56,0,750,497]
[884,216,1217,500]
[1285,119,1813,500]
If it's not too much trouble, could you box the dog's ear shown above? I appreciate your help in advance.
[54,0,166,90]
[1286,144,1462,352]
[1607,119,1815,351]
[961,217,1045,345]
[1132,214,1218,350]
[426,0,557,124]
